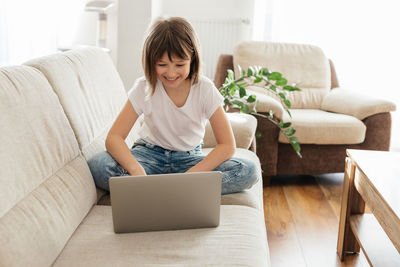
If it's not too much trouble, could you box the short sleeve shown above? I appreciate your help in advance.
[202,77,224,119]
[127,77,147,116]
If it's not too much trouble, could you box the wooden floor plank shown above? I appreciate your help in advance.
[263,179,307,266]
[264,175,368,267]
[315,173,345,219]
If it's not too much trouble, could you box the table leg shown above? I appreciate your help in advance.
[337,157,366,260]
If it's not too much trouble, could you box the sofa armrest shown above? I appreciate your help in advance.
[203,113,257,149]
[320,88,396,120]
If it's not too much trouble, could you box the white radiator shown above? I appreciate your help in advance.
[188,18,251,82]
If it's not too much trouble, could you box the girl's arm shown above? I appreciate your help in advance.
[186,106,236,172]
[105,100,147,176]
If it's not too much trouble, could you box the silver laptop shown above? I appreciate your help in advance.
[109,171,222,233]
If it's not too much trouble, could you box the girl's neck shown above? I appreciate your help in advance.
[162,78,192,108]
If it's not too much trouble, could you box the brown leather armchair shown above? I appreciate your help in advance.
[214,42,396,185]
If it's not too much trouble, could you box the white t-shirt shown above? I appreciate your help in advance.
[128,75,224,151]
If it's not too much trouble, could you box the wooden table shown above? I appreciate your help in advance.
[337,149,400,266]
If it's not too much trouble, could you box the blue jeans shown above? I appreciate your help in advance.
[88,139,259,195]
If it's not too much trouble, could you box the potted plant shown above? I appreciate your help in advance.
[219,66,302,157]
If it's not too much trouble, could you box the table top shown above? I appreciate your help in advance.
[346,149,400,222]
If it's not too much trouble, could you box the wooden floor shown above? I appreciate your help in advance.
[263,173,370,267]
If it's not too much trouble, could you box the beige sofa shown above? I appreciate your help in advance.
[0,47,270,266]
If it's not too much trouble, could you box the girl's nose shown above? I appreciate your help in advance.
[166,68,176,78]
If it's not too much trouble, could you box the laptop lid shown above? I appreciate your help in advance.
[109,171,222,233]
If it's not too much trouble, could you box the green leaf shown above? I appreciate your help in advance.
[232,100,244,109]
[278,92,286,99]
[247,94,256,103]
[254,77,263,83]
[224,98,229,104]
[227,69,234,80]
[262,68,270,76]
[291,142,301,153]
[240,105,250,114]
[252,100,259,113]
[255,131,262,138]
[289,136,298,144]
[283,85,301,91]
[269,72,282,80]
[284,99,291,108]
[276,78,288,86]
[279,122,291,128]
[268,85,277,92]
[268,110,274,119]
[239,86,247,98]
[258,67,264,76]
[247,66,254,76]
[284,127,296,136]
[286,109,292,117]
[237,65,242,77]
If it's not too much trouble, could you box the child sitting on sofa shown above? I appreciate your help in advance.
[88,17,258,195]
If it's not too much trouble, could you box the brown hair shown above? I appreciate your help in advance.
[142,17,201,95]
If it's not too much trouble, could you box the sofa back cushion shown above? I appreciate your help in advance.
[233,41,331,109]
[0,66,97,266]
[25,47,140,161]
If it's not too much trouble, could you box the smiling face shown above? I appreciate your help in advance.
[155,51,191,91]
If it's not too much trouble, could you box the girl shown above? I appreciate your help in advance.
[89,17,258,195]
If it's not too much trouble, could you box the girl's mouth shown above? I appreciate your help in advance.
[164,76,179,81]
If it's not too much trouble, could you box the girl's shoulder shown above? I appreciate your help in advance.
[196,75,214,87]
[128,76,147,94]
[193,75,217,92]
[133,76,148,90]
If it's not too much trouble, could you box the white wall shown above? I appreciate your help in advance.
[116,0,151,90]
[150,0,255,80]
[56,0,118,63]
[154,0,254,20]
[114,0,255,89]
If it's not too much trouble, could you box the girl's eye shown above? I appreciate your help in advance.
[157,64,166,67]
[176,64,184,67]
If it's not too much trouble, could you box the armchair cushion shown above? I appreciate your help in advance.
[278,109,366,144]
[233,41,331,109]
[204,113,257,149]
[320,88,397,120]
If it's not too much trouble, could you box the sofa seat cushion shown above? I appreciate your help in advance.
[53,205,270,267]
[278,109,366,144]
[97,148,264,211]
[205,148,263,210]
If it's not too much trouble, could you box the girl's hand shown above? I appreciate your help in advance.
[127,163,147,176]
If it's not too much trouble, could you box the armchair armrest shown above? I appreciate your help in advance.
[203,113,257,150]
[320,88,396,120]
[214,54,233,88]
[247,87,285,120]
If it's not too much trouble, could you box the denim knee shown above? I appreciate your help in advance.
[87,151,126,191]
[231,158,259,190]
[219,157,259,194]
[235,157,259,190]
